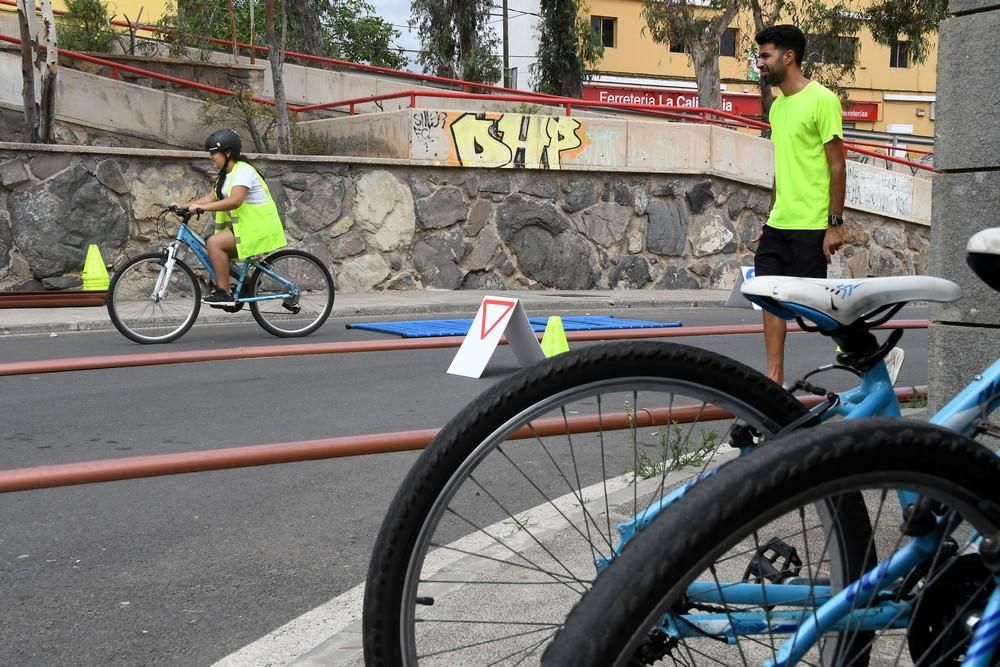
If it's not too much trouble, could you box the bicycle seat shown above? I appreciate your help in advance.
[742,275,961,330]
[967,227,1000,291]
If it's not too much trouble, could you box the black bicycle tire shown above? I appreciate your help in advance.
[249,249,335,337]
[107,252,201,344]
[542,418,1000,667]
[362,340,813,666]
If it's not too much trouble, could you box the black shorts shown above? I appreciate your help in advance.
[754,226,827,278]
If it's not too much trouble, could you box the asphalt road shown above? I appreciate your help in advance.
[0,306,929,666]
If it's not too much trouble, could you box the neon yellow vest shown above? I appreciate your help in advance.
[215,162,287,259]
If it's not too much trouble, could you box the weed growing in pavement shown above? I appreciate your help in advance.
[623,401,720,481]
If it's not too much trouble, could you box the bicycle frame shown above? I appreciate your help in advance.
[594,335,1000,664]
[163,223,299,304]
[634,356,1000,665]
[600,358,903,572]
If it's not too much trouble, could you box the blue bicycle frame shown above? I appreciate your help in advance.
[599,324,1000,664]
[168,222,299,304]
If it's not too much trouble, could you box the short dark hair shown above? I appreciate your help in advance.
[755,25,806,66]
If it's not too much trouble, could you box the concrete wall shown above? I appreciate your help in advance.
[303,109,932,226]
[0,50,231,148]
[927,0,1000,408]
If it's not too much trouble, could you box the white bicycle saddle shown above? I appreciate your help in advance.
[742,275,961,327]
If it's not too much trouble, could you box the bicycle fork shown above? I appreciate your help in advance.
[151,245,180,302]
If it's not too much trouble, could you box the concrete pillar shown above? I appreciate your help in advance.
[927,0,1000,409]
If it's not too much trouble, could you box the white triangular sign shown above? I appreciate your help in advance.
[447,296,546,378]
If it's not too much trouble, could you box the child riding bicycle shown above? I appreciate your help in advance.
[179,128,286,306]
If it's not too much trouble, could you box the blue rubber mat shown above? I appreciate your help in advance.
[347,315,681,338]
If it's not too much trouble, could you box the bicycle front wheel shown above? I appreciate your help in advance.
[544,419,1000,667]
[107,253,201,344]
[249,249,334,337]
[363,341,813,666]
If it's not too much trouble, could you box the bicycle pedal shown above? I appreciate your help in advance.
[208,303,244,313]
[743,537,802,584]
[727,421,760,450]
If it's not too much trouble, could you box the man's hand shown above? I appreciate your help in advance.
[823,225,844,261]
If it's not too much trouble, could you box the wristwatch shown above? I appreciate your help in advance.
[828,214,844,227]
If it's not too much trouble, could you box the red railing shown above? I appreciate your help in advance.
[0,0,561,100]
[294,88,936,171]
[295,88,773,130]
[845,138,934,156]
[1,6,935,171]
[0,32,289,109]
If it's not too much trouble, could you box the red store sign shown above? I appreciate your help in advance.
[581,84,880,123]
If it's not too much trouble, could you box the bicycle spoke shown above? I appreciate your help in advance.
[369,345,815,665]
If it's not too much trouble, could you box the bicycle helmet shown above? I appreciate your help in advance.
[204,128,241,154]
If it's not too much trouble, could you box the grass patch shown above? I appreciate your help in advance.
[624,401,721,481]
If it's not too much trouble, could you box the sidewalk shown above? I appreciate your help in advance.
[0,288,732,336]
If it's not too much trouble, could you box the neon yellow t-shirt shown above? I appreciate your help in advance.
[767,81,843,230]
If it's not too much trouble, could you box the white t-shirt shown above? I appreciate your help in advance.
[224,164,267,204]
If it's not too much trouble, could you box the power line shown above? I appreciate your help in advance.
[490,3,542,17]
[488,11,537,23]
[391,46,538,58]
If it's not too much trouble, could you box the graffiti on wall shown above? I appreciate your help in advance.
[447,113,587,169]
[846,163,914,219]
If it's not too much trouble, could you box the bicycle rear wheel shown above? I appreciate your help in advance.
[363,341,814,666]
[544,419,1000,667]
[107,252,201,344]
[249,249,334,337]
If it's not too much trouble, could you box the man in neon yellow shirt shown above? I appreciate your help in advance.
[754,25,846,385]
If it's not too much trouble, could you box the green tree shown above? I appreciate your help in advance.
[158,0,407,69]
[327,0,408,69]
[641,0,742,111]
[59,0,117,53]
[410,0,502,83]
[729,0,946,116]
[532,0,604,97]
[864,0,948,63]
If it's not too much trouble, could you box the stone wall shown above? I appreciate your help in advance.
[0,144,929,292]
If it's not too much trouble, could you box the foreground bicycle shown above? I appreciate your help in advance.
[544,419,1000,666]
[540,228,1000,666]
[107,206,334,343]
[362,246,972,661]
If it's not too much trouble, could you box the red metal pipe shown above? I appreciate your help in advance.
[0,386,927,493]
[0,291,107,308]
[846,139,934,155]
[0,320,930,377]
[843,144,936,171]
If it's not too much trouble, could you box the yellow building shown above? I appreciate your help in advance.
[583,0,937,143]
[95,0,169,23]
[2,0,168,25]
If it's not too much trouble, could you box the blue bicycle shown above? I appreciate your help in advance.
[107,206,334,343]
[539,227,1000,666]
[363,240,967,663]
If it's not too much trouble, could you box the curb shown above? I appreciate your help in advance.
[0,294,731,337]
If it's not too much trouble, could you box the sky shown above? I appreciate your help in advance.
[372,0,421,60]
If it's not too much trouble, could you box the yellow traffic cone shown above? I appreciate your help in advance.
[540,316,570,357]
[81,244,110,291]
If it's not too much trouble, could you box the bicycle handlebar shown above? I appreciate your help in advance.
[166,205,205,221]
